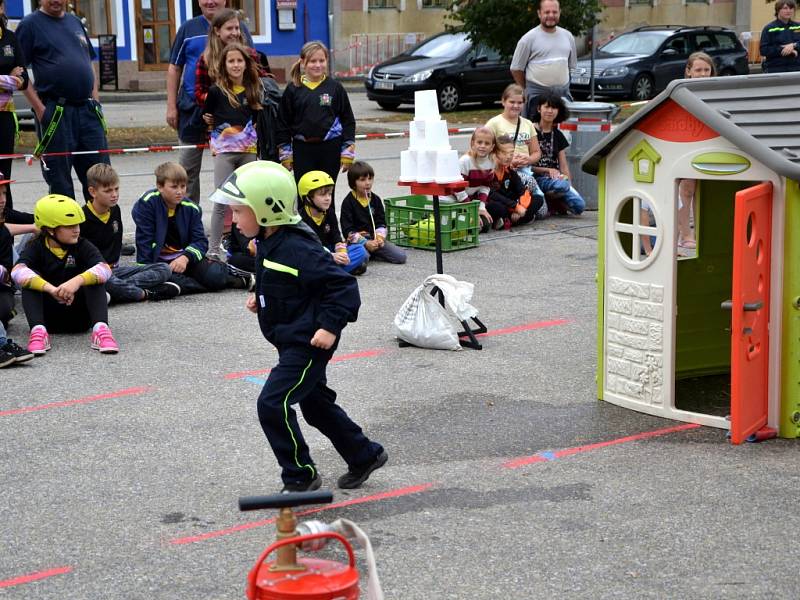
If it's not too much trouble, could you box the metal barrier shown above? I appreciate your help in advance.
[332,32,426,77]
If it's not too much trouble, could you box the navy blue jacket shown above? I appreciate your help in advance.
[131,189,207,264]
[255,223,360,349]
[760,18,800,73]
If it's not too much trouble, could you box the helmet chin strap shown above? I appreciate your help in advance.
[304,194,326,214]
[43,227,78,249]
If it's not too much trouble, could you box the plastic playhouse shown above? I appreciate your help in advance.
[582,71,800,443]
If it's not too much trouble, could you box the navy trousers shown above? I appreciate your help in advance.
[257,344,383,486]
[35,99,110,201]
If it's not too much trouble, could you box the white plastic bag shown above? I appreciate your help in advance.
[424,274,478,321]
[393,283,462,350]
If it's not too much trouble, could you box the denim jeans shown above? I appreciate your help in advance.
[106,263,172,303]
[34,99,110,201]
[535,175,586,215]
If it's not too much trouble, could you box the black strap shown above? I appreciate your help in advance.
[512,117,521,148]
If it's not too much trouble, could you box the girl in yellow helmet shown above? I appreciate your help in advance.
[11,194,119,355]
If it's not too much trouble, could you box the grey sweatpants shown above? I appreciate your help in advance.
[209,152,257,256]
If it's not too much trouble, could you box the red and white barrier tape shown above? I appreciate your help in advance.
[4,103,649,163]
[1,128,484,163]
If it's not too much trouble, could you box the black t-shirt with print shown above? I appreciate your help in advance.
[536,127,569,171]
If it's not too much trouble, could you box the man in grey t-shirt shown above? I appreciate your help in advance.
[510,0,577,116]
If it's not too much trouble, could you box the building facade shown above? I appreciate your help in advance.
[6,0,330,89]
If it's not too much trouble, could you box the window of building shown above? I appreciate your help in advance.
[72,0,112,36]
[421,0,447,7]
[229,0,261,35]
[369,0,399,8]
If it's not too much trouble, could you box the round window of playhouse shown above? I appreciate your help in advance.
[614,195,660,269]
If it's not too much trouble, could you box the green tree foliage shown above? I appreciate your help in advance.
[445,0,603,58]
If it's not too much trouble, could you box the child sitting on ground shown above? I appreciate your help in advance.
[81,164,180,303]
[531,93,585,216]
[298,170,368,275]
[12,195,119,355]
[486,136,538,230]
[0,175,34,367]
[455,126,497,232]
[132,162,242,294]
[210,160,387,492]
[340,160,406,264]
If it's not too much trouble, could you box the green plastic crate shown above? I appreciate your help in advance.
[385,195,480,252]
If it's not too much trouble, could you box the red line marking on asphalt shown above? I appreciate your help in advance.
[223,348,389,380]
[0,566,73,589]
[223,319,569,380]
[503,423,702,469]
[0,386,153,418]
[169,483,434,545]
[476,319,571,339]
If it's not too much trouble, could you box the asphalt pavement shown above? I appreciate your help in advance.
[1,112,798,599]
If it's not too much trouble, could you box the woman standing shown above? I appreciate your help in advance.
[0,0,29,224]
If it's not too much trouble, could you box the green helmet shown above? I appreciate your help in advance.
[34,194,85,229]
[210,161,301,227]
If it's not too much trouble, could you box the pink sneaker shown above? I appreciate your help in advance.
[28,327,50,355]
[91,324,119,354]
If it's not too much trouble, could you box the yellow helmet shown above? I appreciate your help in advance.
[297,170,335,200]
[210,161,301,227]
[34,194,85,229]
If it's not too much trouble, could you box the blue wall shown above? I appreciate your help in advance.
[8,0,330,65]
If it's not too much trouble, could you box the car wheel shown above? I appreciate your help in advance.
[632,74,654,101]
[377,101,401,110]
[437,82,461,112]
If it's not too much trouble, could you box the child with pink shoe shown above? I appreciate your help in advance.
[12,195,119,355]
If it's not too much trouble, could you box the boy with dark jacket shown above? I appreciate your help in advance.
[81,164,178,303]
[132,162,227,294]
[211,160,387,492]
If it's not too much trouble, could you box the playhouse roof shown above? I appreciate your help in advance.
[581,72,800,181]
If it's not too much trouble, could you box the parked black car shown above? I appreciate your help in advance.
[570,26,749,101]
[364,31,513,112]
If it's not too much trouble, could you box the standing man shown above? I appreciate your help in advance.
[510,0,577,117]
[17,0,110,201]
[759,0,800,73]
[166,0,252,205]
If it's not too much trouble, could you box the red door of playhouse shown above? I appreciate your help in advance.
[730,182,772,444]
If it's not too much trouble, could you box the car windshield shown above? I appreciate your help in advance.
[409,33,471,59]
[601,31,670,55]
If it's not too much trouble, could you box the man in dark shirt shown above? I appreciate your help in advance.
[760,0,800,73]
[17,0,110,201]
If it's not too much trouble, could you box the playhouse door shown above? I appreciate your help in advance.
[729,182,772,444]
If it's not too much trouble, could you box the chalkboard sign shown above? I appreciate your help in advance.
[98,34,118,91]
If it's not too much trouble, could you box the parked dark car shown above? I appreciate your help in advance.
[570,26,749,101]
[364,31,513,112]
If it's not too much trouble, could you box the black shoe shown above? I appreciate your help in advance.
[337,450,388,489]
[0,347,14,368]
[1,339,34,364]
[281,472,322,493]
[145,282,181,302]
[351,263,367,276]
[226,274,252,289]
[120,243,136,256]
[220,233,232,253]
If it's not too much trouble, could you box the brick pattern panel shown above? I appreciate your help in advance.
[606,276,664,405]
